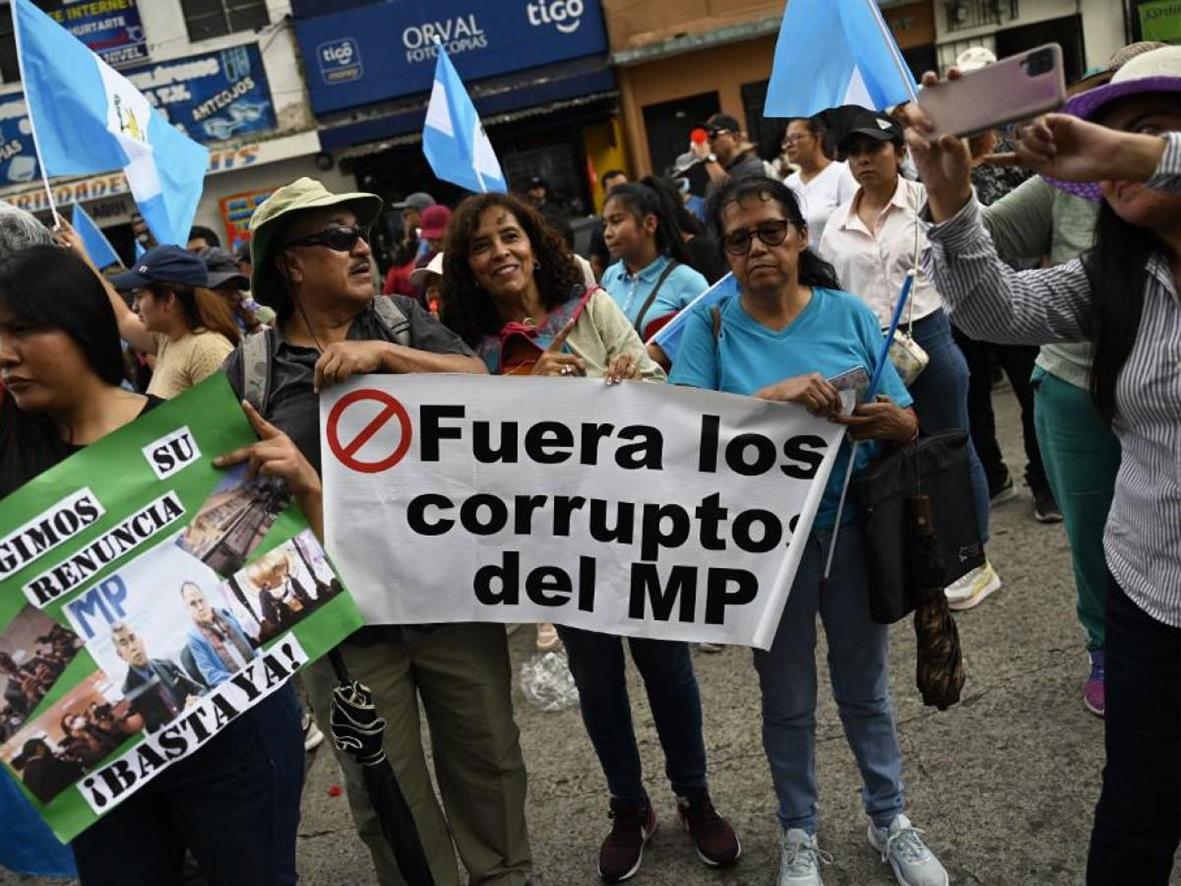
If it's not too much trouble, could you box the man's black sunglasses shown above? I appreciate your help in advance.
[284,224,369,252]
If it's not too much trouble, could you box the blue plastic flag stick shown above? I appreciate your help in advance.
[823,271,915,579]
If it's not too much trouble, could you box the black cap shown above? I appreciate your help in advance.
[201,247,249,290]
[702,113,742,135]
[110,245,209,291]
[836,108,904,151]
[528,176,548,190]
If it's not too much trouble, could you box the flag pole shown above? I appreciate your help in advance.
[865,0,918,103]
[10,0,61,227]
[823,270,915,579]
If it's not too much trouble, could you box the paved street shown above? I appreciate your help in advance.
[5,391,1167,885]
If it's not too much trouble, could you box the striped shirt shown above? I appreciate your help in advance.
[924,132,1181,628]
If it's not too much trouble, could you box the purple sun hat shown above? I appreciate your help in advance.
[1048,46,1181,201]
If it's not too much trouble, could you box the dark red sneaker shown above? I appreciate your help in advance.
[598,799,657,882]
[677,790,741,867]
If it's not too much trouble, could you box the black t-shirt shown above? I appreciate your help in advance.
[222,295,473,475]
[0,393,161,500]
[221,296,475,647]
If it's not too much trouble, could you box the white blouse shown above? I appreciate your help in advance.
[819,176,944,328]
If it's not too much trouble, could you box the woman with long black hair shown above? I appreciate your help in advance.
[670,176,946,886]
[599,182,709,341]
[640,175,728,284]
[0,244,318,885]
[907,46,1181,884]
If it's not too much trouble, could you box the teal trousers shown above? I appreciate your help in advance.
[1032,367,1121,651]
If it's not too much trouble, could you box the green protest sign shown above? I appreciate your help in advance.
[0,375,363,842]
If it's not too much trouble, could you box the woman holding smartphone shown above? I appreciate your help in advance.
[906,46,1181,885]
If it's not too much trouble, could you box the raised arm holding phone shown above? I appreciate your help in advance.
[904,46,1181,886]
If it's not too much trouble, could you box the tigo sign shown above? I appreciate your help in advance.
[317,38,362,83]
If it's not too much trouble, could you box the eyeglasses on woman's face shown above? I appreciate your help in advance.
[721,219,792,256]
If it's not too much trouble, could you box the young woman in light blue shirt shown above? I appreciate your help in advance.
[600,183,709,341]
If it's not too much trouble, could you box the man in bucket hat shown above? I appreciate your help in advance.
[222,178,533,886]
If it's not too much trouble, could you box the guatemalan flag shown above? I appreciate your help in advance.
[647,273,740,365]
[423,42,506,194]
[72,202,120,269]
[12,0,209,245]
[764,0,916,117]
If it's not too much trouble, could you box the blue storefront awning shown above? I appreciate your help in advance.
[317,53,616,152]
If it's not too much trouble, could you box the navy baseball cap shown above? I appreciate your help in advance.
[110,245,210,291]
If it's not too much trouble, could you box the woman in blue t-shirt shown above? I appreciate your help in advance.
[670,177,948,886]
[600,183,709,348]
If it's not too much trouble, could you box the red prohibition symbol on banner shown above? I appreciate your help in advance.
[325,389,413,474]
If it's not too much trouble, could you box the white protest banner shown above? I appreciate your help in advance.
[321,376,846,649]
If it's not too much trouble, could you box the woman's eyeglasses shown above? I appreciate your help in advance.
[284,225,369,252]
[722,220,792,256]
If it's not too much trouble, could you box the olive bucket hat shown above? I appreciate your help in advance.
[249,177,383,310]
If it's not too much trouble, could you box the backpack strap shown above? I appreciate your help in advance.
[372,295,412,346]
[632,260,679,336]
[240,327,274,413]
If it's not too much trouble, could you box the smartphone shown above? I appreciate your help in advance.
[918,44,1066,137]
[828,367,870,415]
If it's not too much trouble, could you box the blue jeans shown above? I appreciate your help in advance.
[556,626,707,804]
[754,527,904,833]
[71,683,304,885]
[907,309,990,543]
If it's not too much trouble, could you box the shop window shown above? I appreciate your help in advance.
[502,144,581,209]
[0,10,17,83]
[642,91,720,179]
[995,15,1084,85]
[740,80,785,165]
[181,0,270,42]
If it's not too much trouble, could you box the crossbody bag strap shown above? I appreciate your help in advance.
[632,260,679,335]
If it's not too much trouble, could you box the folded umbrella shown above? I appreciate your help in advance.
[327,650,435,886]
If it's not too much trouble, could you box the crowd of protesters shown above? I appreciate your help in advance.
[0,38,1179,886]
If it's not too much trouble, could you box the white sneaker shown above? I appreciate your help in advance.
[302,713,324,752]
[777,828,831,886]
[944,561,1001,611]
[868,815,948,886]
[697,642,724,654]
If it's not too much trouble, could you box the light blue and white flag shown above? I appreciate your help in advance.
[423,43,506,194]
[12,0,209,245]
[72,202,120,269]
[647,273,740,364]
[764,0,916,117]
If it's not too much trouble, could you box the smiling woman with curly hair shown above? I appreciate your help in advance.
[439,191,743,881]
[440,193,585,349]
